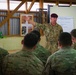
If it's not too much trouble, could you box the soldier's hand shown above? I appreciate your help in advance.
[28,20,36,27]
[24,16,30,21]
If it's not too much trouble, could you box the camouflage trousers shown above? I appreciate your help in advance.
[45,41,58,54]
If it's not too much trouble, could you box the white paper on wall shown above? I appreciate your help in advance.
[57,16,74,33]
[21,21,33,36]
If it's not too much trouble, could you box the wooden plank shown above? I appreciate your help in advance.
[0,0,26,27]
[39,0,44,8]
[25,1,28,14]
[6,0,76,4]
[56,0,59,5]
[27,0,36,13]
[7,0,10,35]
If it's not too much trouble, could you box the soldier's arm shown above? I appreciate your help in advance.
[28,20,46,31]
[35,23,47,31]
[60,26,63,33]
[42,55,54,75]
[2,55,9,75]
[0,48,9,75]
[42,61,55,75]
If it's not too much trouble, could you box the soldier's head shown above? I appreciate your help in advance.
[70,29,76,43]
[58,32,72,47]
[50,13,58,24]
[31,30,41,41]
[21,32,39,49]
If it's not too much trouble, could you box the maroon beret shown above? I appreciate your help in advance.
[51,13,58,18]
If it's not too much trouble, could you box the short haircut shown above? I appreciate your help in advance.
[24,32,38,49]
[70,29,76,38]
[31,30,40,40]
[51,13,58,18]
[58,32,72,46]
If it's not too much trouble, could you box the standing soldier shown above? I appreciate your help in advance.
[28,13,63,54]
[70,29,76,49]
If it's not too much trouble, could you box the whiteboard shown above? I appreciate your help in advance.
[57,17,74,32]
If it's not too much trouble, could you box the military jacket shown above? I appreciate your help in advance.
[72,42,76,50]
[35,23,63,53]
[43,46,76,75]
[2,50,44,75]
[0,47,8,75]
[33,44,51,65]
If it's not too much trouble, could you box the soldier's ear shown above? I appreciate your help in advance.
[58,41,61,47]
[21,39,24,45]
[38,38,41,42]
[33,45,37,50]
[58,41,62,48]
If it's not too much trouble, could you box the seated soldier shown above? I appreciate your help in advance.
[32,30,51,65]
[2,32,44,75]
[0,47,8,75]
[43,32,76,75]
[70,29,76,49]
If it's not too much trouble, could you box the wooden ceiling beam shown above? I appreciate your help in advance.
[56,0,59,5]
[10,0,76,5]
[25,1,28,14]
[39,0,44,8]
[7,0,10,35]
[0,0,26,27]
[70,0,72,6]
[27,0,36,13]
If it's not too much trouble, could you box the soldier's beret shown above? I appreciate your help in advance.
[51,13,58,18]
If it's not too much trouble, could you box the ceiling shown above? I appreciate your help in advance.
[10,0,76,5]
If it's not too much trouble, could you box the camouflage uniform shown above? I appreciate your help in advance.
[0,47,8,75]
[35,23,63,54]
[43,46,76,75]
[72,43,76,50]
[2,50,44,75]
[33,43,51,65]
